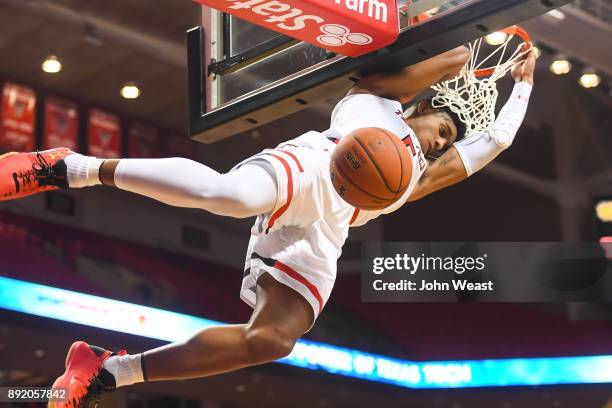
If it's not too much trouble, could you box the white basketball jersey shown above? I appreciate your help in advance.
[328,93,428,227]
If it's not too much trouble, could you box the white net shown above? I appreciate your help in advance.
[431,28,531,138]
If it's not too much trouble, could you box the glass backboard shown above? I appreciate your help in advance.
[207,1,469,109]
[190,0,572,143]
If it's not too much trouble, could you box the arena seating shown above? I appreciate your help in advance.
[1,209,611,360]
[0,210,248,323]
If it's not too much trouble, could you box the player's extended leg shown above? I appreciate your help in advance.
[0,150,277,219]
[49,274,313,407]
[97,157,277,218]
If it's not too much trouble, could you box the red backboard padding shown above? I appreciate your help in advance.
[194,0,399,57]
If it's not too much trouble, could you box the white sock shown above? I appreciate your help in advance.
[102,353,145,388]
[63,153,105,188]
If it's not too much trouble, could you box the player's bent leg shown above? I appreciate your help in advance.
[142,273,313,381]
[49,274,313,407]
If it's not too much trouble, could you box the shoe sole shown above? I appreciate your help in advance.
[0,152,19,160]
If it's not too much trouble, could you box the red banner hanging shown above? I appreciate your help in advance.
[128,122,160,158]
[0,82,37,151]
[43,96,79,151]
[87,109,121,158]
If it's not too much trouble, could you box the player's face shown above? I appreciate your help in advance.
[406,111,458,158]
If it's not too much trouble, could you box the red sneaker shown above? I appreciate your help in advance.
[49,341,125,408]
[0,148,72,201]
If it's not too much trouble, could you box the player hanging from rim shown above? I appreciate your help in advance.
[0,41,536,407]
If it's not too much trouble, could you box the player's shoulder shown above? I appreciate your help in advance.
[341,89,403,107]
[333,90,404,119]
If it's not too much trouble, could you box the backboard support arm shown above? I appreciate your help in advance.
[187,26,206,139]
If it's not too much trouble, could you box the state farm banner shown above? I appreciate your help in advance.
[166,133,195,159]
[0,82,37,151]
[43,96,79,151]
[128,122,160,158]
[193,0,399,57]
[87,109,121,158]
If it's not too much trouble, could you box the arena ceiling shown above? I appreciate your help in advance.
[0,0,200,131]
[0,0,609,141]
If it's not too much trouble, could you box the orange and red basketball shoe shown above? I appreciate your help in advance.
[49,341,123,408]
[0,148,71,201]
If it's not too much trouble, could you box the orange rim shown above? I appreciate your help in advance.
[473,25,531,78]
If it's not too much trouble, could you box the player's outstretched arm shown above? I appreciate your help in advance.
[409,50,537,202]
[350,46,470,103]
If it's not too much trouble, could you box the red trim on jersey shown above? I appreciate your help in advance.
[277,149,304,173]
[350,208,360,225]
[266,153,293,231]
[274,260,323,313]
[402,135,417,156]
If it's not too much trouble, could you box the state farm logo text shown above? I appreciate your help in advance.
[334,0,388,23]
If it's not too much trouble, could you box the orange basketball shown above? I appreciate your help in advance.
[329,128,413,210]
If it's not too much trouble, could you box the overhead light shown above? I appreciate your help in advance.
[546,9,565,20]
[549,56,571,75]
[485,31,508,46]
[531,45,542,59]
[120,83,140,99]
[42,55,62,74]
[596,201,612,222]
[579,69,601,88]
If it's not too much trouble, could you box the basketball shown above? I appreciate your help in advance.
[329,127,413,210]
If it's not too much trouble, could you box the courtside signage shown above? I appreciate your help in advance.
[1,276,611,389]
[193,0,399,56]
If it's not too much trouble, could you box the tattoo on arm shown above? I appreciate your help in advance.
[438,151,457,167]
[410,147,466,202]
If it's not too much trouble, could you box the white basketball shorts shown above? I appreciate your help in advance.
[234,131,359,322]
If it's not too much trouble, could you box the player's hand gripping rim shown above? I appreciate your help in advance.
[511,43,537,86]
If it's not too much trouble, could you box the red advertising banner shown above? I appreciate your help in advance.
[88,109,121,158]
[128,122,160,158]
[166,133,195,159]
[0,82,37,151]
[43,96,79,151]
[193,0,398,57]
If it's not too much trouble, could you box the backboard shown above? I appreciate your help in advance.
[190,0,573,143]
[208,1,466,106]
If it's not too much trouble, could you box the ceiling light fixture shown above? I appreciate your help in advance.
[484,31,508,46]
[42,55,62,74]
[579,69,601,88]
[549,56,571,75]
[121,83,141,99]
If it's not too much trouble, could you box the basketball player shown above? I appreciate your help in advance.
[0,45,536,407]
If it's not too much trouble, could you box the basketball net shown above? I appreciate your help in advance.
[431,26,532,139]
